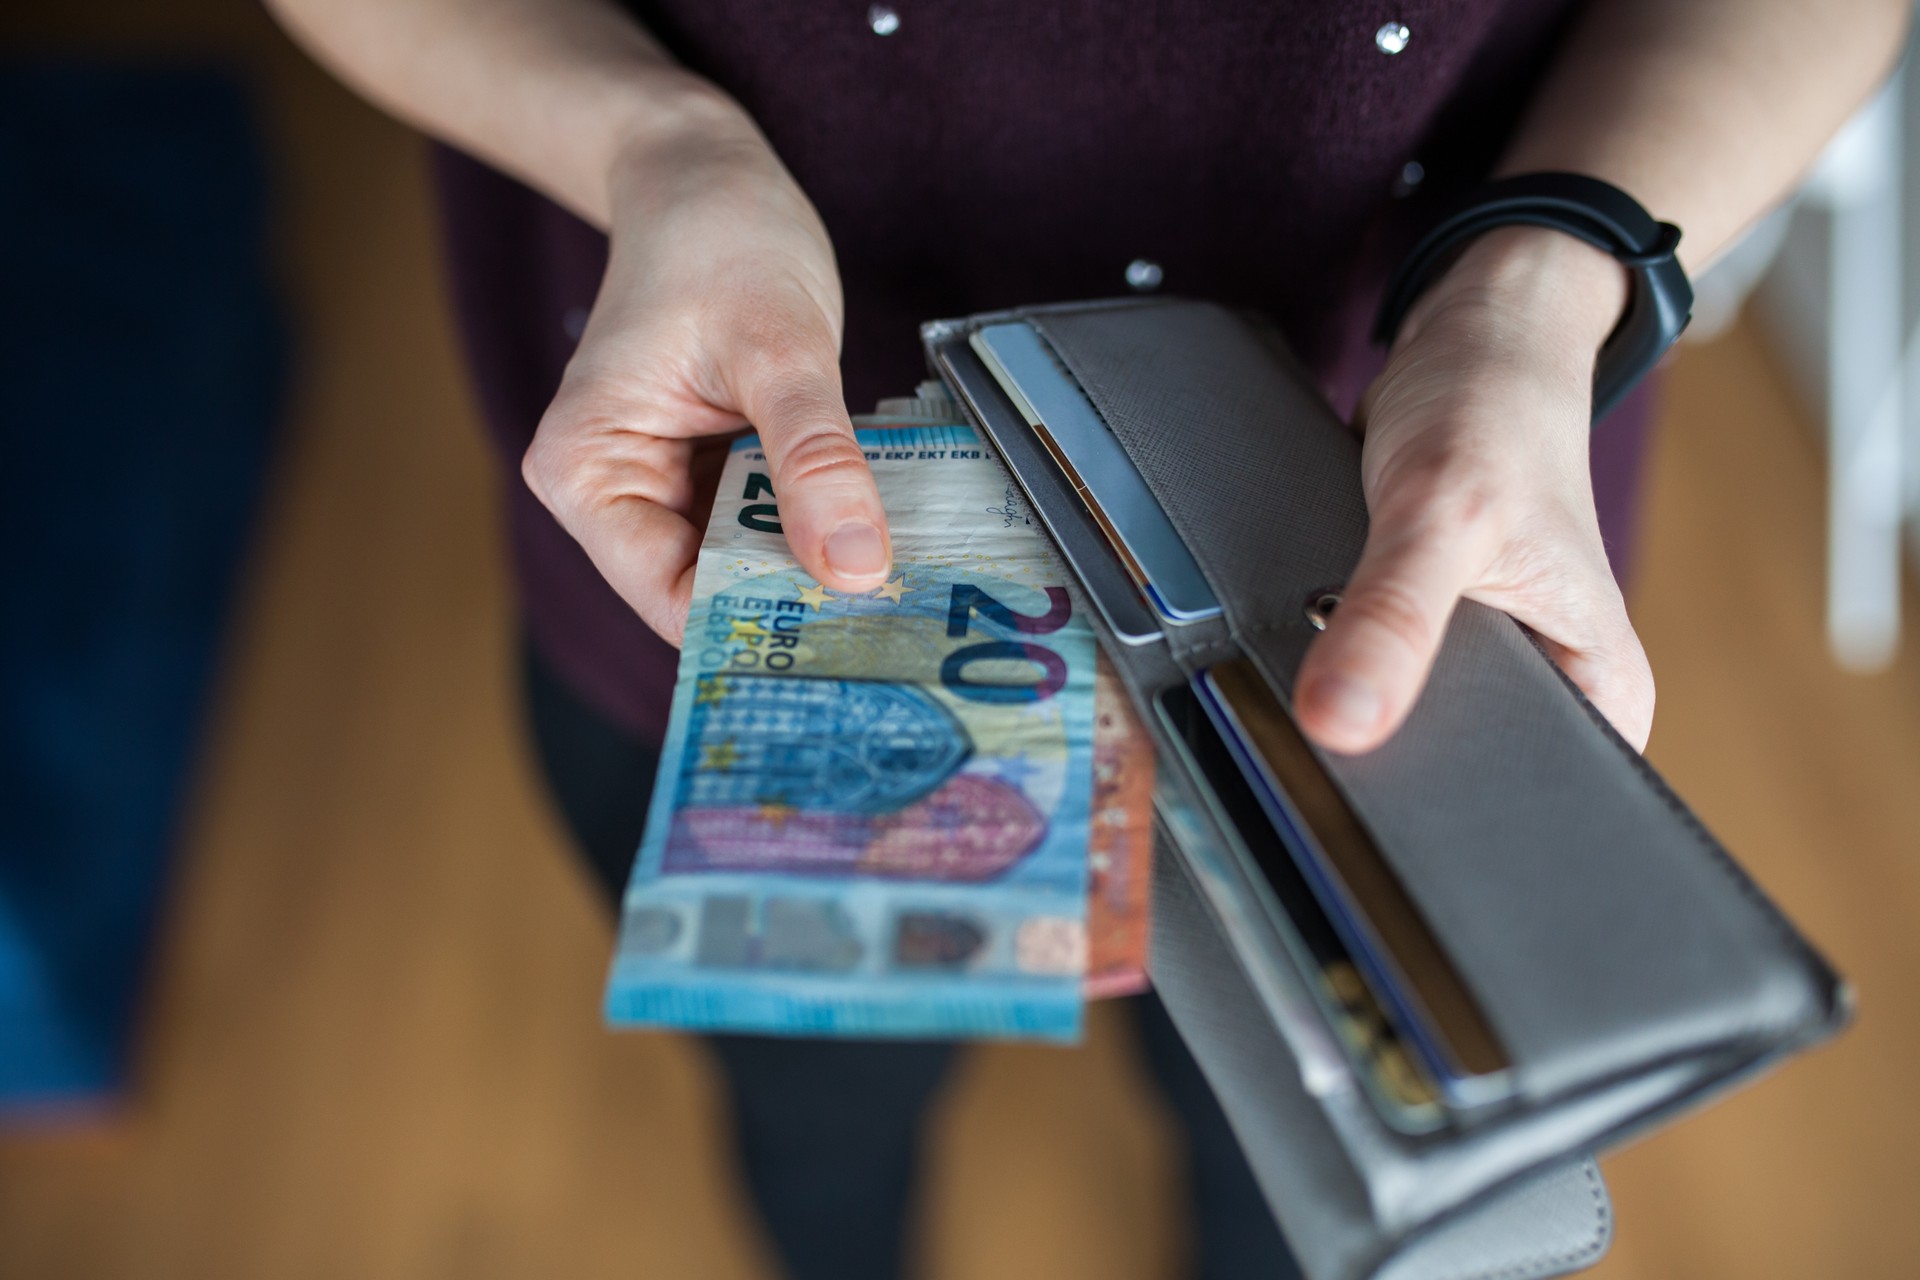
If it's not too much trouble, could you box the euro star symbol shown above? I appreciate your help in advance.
[872,574,908,603]
[699,740,741,771]
[728,617,769,641]
[794,581,832,610]
[755,802,798,829]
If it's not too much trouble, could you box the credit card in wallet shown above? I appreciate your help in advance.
[1196,659,1516,1110]
[1154,682,1445,1134]
[969,322,1221,624]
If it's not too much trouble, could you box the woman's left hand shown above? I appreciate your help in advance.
[1293,226,1656,755]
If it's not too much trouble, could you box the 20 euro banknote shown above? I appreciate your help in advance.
[604,421,1099,1040]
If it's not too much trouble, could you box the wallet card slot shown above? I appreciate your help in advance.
[1158,677,1466,1133]
[1027,302,1370,643]
[969,321,1223,623]
[932,337,1166,646]
[1153,841,1623,1280]
[1195,659,1517,1113]
[932,322,1383,1106]
[1233,599,1840,1105]
[1159,768,1764,1248]
[1152,781,1358,1100]
[1160,781,1757,1245]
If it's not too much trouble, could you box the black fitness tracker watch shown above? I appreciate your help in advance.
[1372,172,1694,424]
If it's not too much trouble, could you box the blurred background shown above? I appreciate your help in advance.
[2,2,1918,1278]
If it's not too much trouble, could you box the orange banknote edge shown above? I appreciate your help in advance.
[1085,651,1155,999]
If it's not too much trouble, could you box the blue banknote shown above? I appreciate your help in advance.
[604,420,1097,1040]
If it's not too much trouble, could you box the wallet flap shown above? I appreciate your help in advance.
[1018,299,1844,1105]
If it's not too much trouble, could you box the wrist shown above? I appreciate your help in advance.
[1398,225,1630,363]
[603,74,777,219]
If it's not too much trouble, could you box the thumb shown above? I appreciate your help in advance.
[1294,517,1487,754]
[731,341,891,593]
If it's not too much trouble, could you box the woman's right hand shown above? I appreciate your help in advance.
[522,102,891,646]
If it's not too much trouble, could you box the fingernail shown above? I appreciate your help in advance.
[824,520,888,580]
[1306,673,1383,742]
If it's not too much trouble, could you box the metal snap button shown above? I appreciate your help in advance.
[1304,590,1343,631]
[868,5,901,35]
[1374,22,1411,55]
[1392,159,1425,197]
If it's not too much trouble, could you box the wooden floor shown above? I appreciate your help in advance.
[3,5,1918,1278]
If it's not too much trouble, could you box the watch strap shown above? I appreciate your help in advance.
[1371,172,1694,423]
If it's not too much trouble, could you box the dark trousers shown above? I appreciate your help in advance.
[524,648,1298,1280]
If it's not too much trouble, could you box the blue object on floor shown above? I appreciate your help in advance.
[0,65,282,1110]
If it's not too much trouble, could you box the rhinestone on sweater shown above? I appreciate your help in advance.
[1125,259,1164,291]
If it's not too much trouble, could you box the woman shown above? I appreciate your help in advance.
[266,2,1906,1276]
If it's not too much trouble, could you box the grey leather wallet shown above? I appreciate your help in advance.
[920,298,1849,1280]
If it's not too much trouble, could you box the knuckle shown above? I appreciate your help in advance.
[731,322,845,439]
[523,421,682,522]
[741,324,824,379]
[729,307,839,393]
[1343,578,1437,657]
[544,379,653,439]
[1411,471,1506,539]
[520,450,547,505]
[755,377,844,440]
[1433,476,1507,538]
[525,445,601,520]
[524,402,601,497]
[520,433,567,510]
[776,426,870,492]
[1373,444,1517,544]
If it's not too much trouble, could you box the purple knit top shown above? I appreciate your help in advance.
[434,0,1652,743]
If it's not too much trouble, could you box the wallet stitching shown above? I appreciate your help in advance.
[1434,1162,1611,1280]
[1234,621,1315,686]
[1520,626,1836,1029]
[1170,636,1243,671]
